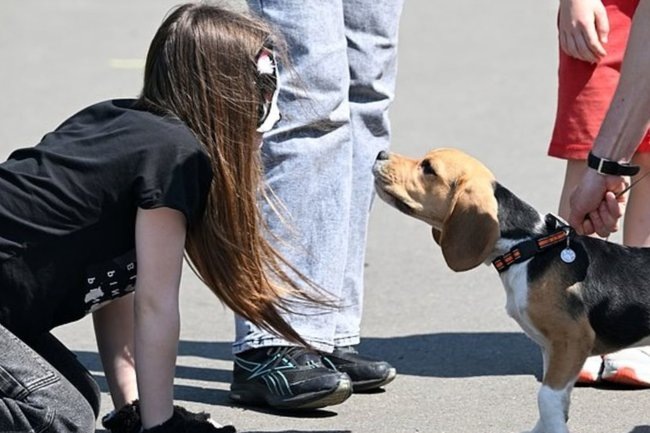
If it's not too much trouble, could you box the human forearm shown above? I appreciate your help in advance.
[133,207,186,429]
[134,290,179,429]
[592,0,650,161]
[93,293,138,409]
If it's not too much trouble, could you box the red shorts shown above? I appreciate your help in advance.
[548,0,650,160]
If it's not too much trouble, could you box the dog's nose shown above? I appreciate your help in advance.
[376,150,389,161]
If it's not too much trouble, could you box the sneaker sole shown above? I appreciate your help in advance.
[574,356,603,385]
[352,367,397,392]
[602,366,650,387]
[230,376,353,410]
[576,369,600,384]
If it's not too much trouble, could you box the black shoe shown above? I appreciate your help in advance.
[321,346,397,392]
[230,346,352,410]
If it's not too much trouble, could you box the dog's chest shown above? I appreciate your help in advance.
[500,262,547,346]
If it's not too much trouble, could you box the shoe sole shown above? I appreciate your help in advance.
[352,367,397,392]
[602,366,650,387]
[575,375,599,385]
[230,376,353,410]
[576,370,600,385]
[575,356,604,385]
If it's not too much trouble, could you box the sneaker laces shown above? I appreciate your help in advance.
[267,346,323,369]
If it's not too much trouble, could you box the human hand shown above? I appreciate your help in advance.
[558,0,609,63]
[103,401,236,433]
[142,405,236,433]
[568,169,627,236]
[102,400,141,433]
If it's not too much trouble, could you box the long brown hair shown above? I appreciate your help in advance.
[138,2,325,345]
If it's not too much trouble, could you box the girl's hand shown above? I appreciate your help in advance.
[141,405,235,433]
[568,169,627,236]
[558,0,609,63]
[102,401,236,433]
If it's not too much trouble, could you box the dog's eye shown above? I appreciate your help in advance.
[420,160,436,176]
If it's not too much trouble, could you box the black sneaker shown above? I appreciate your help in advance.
[230,346,352,410]
[321,346,397,392]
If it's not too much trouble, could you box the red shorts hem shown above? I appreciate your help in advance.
[547,143,590,160]
[548,139,650,161]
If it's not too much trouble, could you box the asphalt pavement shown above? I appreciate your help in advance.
[2,1,650,432]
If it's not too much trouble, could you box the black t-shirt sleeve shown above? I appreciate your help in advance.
[133,138,213,224]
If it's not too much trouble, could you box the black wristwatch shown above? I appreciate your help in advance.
[587,151,640,176]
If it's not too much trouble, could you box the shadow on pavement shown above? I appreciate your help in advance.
[246,431,351,433]
[170,332,541,380]
[358,332,542,380]
[75,331,542,406]
[77,331,541,381]
[630,427,650,433]
[229,405,341,419]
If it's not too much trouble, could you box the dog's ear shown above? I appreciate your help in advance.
[437,181,499,271]
[431,228,441,245]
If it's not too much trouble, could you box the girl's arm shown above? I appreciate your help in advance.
[569,0,650,235]
[133,206,187,429]
[93,292,138,410]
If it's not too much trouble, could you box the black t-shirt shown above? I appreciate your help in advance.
[0,99,213,339]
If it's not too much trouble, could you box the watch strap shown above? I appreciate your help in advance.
[587,152,640,176]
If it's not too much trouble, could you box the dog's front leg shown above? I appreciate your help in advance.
[526,346,572,433]
[529,337,590,433]
[531,383,572,433]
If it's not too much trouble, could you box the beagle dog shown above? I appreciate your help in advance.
[372,148,650,433]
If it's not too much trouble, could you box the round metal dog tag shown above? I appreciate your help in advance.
[560,248,576,264]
